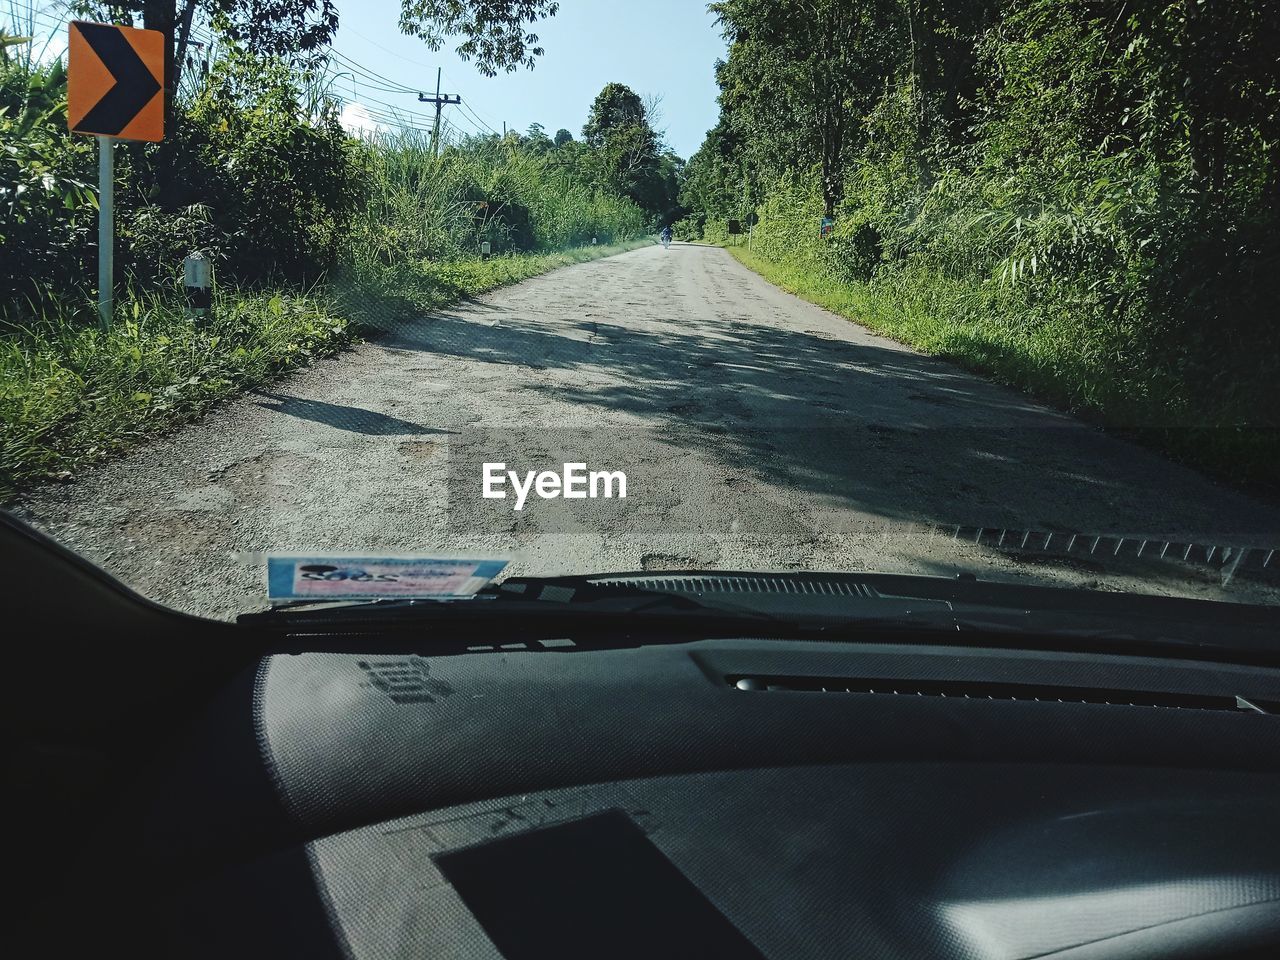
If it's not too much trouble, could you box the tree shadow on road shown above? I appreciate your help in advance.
[369,298,1280,545]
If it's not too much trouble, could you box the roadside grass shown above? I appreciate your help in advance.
[335,239,649,332]
[0,239,648,499]
[0,285,350,499]
[725,244,1278,492]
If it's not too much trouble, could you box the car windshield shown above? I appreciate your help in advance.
[2,0,1277,621]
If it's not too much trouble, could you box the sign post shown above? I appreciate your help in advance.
[68,21,165,328]
[96,136,114,327]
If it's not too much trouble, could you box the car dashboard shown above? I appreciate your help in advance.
[81,637,1280,960]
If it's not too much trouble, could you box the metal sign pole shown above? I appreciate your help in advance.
[97,134,114,329]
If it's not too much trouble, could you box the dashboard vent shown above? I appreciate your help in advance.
[593,575,874,597]
[727,675,1278,714]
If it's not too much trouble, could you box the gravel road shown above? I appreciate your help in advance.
[14,243,1280,618]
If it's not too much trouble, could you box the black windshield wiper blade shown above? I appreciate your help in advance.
[240,577,782,626]
[238,572,964,631]
[237,570,1280,666]
[236,574,989,651]
[237,572,1104,636]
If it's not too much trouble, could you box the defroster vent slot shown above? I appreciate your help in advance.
[727,675,1277,714]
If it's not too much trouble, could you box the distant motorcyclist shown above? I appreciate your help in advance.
[660,225,673,249]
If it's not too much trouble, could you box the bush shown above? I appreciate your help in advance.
[741,153,1278,481]
[3,46,362,314]
[346,131,645,270]
[0,44,96,318]
[155,52,361,285]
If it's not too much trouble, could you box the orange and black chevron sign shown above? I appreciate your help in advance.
[68,21,164,142]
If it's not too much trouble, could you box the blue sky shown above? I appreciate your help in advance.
[331,0,726,158]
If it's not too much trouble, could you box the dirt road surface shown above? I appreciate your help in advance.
[14,244,1280,618]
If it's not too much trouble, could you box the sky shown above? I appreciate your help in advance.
[330,0,727,158]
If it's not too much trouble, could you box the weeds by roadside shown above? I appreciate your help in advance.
[725,244,1278,493]
[0,286,348,497]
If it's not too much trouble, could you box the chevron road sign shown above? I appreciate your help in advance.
[68,21,164,141]
[68,21,165,327]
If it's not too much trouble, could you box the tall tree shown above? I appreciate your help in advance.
[679,119,746,229]
[579,82,675,218]
[582,82,648,147]
[525,121,553,152]
[710,0,899,215]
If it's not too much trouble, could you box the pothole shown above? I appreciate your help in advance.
[640,553,705,571]
[210,450,315,486]
[398,439,440,458]
[207,450,316,507]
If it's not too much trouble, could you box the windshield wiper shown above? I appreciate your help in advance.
[237,569,1280,666]
[242,577,781,624]
[237,572,978,644]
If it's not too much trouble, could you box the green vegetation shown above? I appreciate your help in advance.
[2,287,348,490]
[342,240,647,322]
[579,83,684,223]
[349,127,647,271]
[680,0,1280,486]
[0,9,660,497]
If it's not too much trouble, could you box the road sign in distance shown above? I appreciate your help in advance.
[727,219,742,235]
[68,21,164,142]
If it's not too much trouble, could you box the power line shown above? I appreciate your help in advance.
[331,94,438,130]
[441,67,505,132]
[324,51,506,139]
[320,68,471,131]
[459,99,501,136]
[14,9,72,30]
[339,24,441,72]
[330,89,490,140]
[349,107,435,132]
[443,109,489,137]
[328,49,419,94]
[320,53,495,140]
[325,50,487,140]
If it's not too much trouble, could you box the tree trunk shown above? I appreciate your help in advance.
[142,0,178,208]
[817,2,840,217]
[174,0,198,95]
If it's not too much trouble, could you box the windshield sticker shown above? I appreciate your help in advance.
[266,554,508,602]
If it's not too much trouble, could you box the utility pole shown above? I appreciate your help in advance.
[418,67,461,157]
